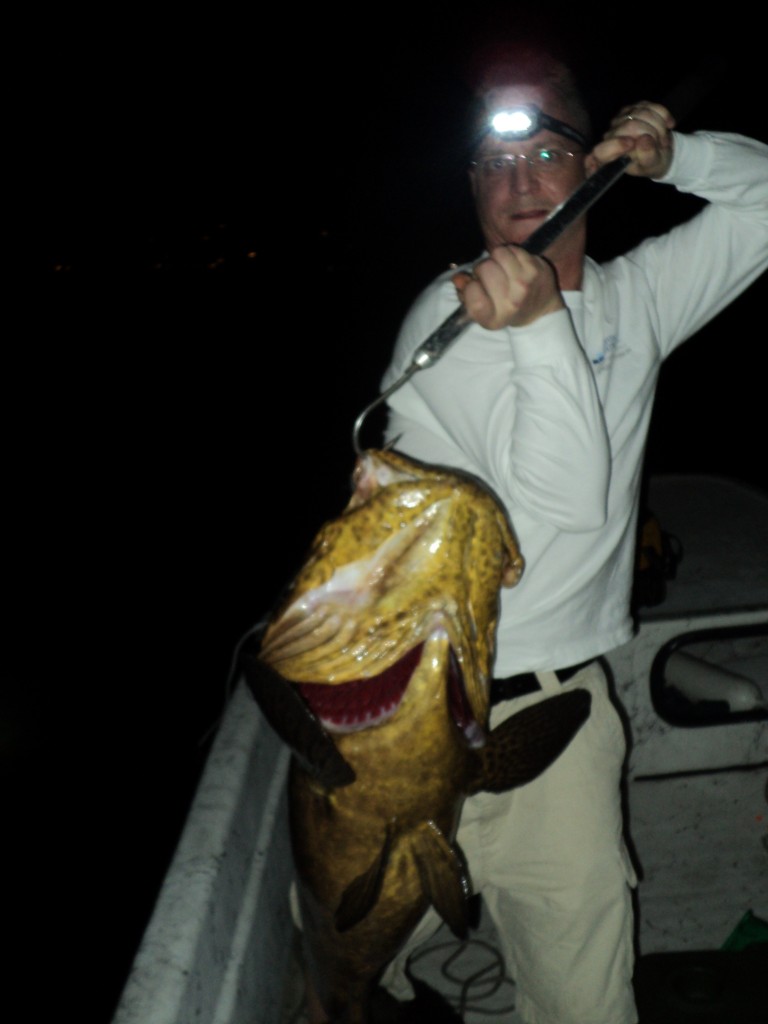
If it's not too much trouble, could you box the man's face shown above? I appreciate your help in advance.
[469,85,588,253]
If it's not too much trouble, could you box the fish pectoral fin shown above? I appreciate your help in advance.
[239,643,355,789]
[334,821,396,933]
[470,688,592,794]
[410,821,472,940]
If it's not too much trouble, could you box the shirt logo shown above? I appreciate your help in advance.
[592,335,619,369]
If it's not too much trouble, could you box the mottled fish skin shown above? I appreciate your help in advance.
[243,449,589,1024]
[259,449,523,730]
[289,632,474,1022]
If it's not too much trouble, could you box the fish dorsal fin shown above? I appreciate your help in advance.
[410,821,472,940]
[334,821,396,933]
[468,689,591,794]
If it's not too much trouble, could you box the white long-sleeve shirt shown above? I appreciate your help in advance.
[381,131,768,676]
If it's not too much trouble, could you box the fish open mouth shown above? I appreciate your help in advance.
[296,642,484,745]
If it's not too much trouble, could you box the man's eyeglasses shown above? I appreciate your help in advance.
[471,148,578,178]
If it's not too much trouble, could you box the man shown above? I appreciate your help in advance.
[378,46,768,1024]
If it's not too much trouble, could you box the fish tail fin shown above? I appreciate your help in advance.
[469,688,591,794]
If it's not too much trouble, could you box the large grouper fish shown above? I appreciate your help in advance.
[239,448,591,1023]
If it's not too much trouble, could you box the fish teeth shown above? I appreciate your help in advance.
[322,701,399,734]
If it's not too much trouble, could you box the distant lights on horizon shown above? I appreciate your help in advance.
[48,226,340,272]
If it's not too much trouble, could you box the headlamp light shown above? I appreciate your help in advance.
[488,104,588,150]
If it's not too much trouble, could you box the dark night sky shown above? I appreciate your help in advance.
[14,8,767,1021]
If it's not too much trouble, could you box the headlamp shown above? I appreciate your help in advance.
[488,104,588,150]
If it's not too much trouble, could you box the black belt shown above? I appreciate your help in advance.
[490,660,593,705]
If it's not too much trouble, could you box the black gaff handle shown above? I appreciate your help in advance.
[410,153,630,370]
